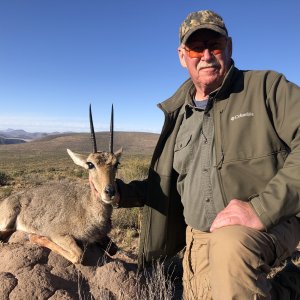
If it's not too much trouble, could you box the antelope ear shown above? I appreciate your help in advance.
[114,147,123,160]
[67,149,89,169]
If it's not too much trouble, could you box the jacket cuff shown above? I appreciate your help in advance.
[249,195,274,230]
[115,178,145,208]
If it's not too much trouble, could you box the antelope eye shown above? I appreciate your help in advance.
[115,162,121,169]
[87,162,95,170]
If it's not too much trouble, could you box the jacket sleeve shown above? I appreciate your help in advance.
[250,73,300,228]
[115,178,147,208]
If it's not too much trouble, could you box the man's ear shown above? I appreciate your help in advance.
[226,37,233,58]
[178,46,187,68]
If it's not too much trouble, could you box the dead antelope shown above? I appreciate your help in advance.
[0,105,122,264]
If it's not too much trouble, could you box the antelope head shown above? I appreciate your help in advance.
[67,104,122,204]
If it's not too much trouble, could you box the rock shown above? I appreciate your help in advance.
[0,237,138,300]
[0,272,18,300]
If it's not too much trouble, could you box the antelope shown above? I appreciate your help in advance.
[0,105,122,264]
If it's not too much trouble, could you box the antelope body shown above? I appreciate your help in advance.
[0,105,121,264]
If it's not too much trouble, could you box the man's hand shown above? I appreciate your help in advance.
[210,199,265,232]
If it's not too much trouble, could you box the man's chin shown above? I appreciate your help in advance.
[199,67,219,74]
[198,73,222,84]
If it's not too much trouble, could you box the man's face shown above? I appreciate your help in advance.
[178,29,232,94]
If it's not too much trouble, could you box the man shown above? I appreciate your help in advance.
[113,10,300,299]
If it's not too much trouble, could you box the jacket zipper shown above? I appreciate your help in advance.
[213,103,227,206]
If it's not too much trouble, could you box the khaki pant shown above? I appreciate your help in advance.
[183,217,300,300]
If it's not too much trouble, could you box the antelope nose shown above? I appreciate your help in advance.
[104,185,115,198]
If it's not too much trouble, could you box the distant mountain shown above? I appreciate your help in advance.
[0,129,66,143]
[0,136,26,145]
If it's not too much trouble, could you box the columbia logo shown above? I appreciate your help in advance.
[231,112,254,121]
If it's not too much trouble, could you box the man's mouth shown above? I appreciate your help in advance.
[197,62,220,71]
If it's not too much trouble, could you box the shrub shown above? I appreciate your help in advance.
[0,186,13,199]
[112,207,142,229]
[118,156,150,182]
[134,259,176,300]
[0,171,10,186]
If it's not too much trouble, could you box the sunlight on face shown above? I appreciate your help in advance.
[178,29,232,96]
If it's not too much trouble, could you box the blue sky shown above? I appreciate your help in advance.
[0,0,300,133]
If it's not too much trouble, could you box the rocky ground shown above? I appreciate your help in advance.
[1,231,299,300]
[0,232,145,300]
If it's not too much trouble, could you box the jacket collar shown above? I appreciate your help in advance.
[159,60,237,114]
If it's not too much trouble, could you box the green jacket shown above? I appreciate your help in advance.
[117,64,300,266]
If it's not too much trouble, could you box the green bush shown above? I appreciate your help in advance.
[0,186,13,198]
[0,171,10,186]
[118,156,150,182]
[112,207,142,229]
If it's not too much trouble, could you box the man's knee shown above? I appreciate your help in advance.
[209,225,274,270]
[208,226,274,298]
[210,225,254,252]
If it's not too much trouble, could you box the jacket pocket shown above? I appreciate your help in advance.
[174,134,193,174]
[220,150,287,202]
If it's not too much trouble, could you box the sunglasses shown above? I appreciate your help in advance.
[183,37,227,59]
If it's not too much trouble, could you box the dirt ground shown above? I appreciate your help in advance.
[0,231,142,300]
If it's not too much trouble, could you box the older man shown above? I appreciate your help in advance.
[115,10,300,299]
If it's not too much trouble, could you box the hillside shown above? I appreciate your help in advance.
[0,131,159,156]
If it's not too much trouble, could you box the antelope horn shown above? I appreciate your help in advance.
[89,104,97,153]
[109,104,114,154]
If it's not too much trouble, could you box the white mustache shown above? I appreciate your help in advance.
[197,61,220,71]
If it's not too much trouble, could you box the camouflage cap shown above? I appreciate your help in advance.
[179,10,228,44]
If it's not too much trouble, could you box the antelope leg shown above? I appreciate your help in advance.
[29,233,83,264]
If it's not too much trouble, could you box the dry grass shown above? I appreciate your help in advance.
[133,259,177,300]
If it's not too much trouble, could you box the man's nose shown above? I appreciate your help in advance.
[201,48,214,61]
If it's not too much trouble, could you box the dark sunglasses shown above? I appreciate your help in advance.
[184,37,227,59]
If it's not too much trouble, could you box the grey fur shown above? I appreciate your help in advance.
[0,148,122,264]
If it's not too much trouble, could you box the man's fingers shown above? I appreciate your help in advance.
[210,199,265,232]
[210,216,238,232]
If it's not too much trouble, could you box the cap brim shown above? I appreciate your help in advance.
[181,24,227,44]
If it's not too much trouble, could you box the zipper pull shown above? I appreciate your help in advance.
[201,129,208,144]
[216,149,224,169]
